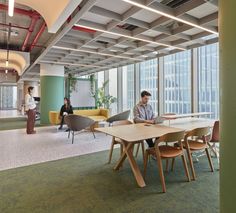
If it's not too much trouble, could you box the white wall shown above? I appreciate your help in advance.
[70,79,95,108]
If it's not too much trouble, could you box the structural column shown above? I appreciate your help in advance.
[219,1,236,212]
[40,64,64,124]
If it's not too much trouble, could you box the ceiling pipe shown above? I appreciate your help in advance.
[0,4,47,52]
[72,25,96,33]
[21,16,39,51]
[0,22,29,30]
[29,22,46,51]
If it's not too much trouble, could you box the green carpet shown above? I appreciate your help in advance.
[0,150,219,213]
[0,117,44,131]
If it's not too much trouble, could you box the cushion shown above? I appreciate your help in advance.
[74,109,100,116]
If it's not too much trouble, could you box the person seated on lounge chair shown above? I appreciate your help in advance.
[58,97,73,130]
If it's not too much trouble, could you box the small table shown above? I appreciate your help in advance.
[96,123,183,188]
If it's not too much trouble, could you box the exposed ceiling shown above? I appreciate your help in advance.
[0,0,82,82]
[5,0,219,80]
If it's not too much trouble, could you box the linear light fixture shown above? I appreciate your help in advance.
[122,0,218,35]
[40,60,106,68]
[74,24,186,51]
[52,45,143,61]
[8,0,15,17]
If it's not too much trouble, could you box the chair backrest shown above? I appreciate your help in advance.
[185,127,210,142]
[112,120,133,126]
[156,131,185,144]
[64,114,95,131]
[211,120,219,142]
[106,110,131,123]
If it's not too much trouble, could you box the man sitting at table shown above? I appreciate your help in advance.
[133,90,155,148]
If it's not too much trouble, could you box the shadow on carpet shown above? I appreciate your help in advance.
[0,150,219,213]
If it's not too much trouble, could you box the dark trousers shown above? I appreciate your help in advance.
[59,115,65,128]
[146,138,154,148]
[26,109,36,134]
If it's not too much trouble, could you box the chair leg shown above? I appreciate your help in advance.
[108,141,115,164]
[72,131,74,144]
[141,142,145,162]
[181,155,191,182]
[143,151,149,179]
[186,148,196,180]
[156,155,166,193]
[205,148,214,172]
[90,126,96,139]
[165,159,169,172]
[135,143,140,158]
[68,130,70,139]
[171,158,175,172]
[120,144,123,157]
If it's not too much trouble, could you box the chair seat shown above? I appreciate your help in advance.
[185,141,207,150]
[147,146,183,158]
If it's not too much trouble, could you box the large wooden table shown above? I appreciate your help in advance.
[96,118,215,188]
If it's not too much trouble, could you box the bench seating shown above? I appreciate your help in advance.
[49,109,109,126]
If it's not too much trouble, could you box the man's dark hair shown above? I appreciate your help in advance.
[28,86,34,93]
[141,90,151,97]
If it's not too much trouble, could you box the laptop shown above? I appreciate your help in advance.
[154,116,164,124]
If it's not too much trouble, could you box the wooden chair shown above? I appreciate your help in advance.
[162,113,177,171]
[143,131,190,193]
[184,127,214,180]
[107,120,145,164]
[207,121,220,164]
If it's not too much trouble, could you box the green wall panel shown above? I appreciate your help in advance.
[40,76,64,124]
[220,1,236,212]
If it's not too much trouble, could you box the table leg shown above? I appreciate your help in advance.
[114,142,130,170]
[114,141,146,188]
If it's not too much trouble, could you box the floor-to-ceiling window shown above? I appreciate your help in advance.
[139,59,158,114]
[122,64,135,112]
[108,68,118,114]
[97,71,104,88]
[164,50,191,114]
[197,43,219,119]
[0,85,17,109]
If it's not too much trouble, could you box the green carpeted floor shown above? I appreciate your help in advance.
[0,117,44,131]
[0,150,219,213]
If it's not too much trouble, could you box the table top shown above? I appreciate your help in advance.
[96,123,183,142]
[96,118,215,142]
[161,112,212,119]
[164,117,215,130]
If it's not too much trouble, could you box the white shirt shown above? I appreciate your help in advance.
[25,93,36,111]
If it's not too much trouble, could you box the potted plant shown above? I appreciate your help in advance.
[91,79,117,113]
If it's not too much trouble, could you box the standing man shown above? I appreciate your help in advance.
[133,90,155,147]
[25,86,36,134]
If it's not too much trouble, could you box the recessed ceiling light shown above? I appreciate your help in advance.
[74,24,186,51]
[122,0,218,35]
[8,0,15,17]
